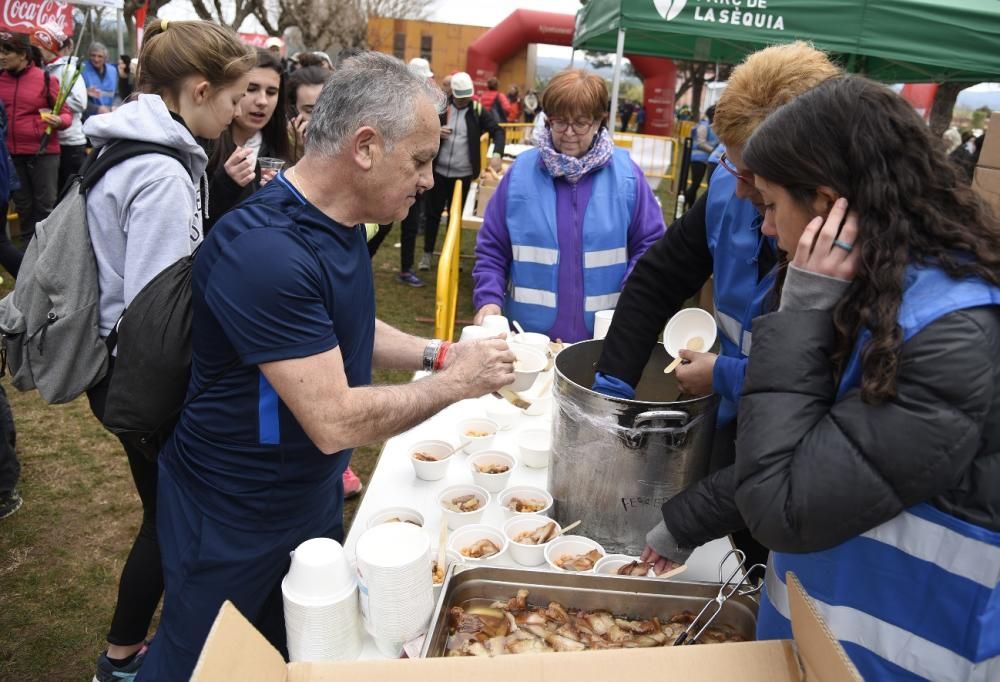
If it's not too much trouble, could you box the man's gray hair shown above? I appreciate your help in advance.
[89,42,108,56]
[306,51,445,157]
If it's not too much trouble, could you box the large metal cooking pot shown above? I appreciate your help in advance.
[548,340,718,555]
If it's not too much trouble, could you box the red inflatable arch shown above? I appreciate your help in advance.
[466,10,677,135]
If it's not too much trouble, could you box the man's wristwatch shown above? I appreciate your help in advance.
[422,339,443,373]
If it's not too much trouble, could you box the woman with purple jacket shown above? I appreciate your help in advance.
[472,69,665,342]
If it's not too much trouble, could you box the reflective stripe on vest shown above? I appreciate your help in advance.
[704,170,774,426]
[504,147,635,335]
[759,265,1000,681]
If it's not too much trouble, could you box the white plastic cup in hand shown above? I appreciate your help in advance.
[593,309,615,340]
[459,325,491,342]
[481,314,510,336]
[258,156,286,171]
[663,308,717,359]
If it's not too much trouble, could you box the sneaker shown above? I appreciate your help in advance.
[0,490,22,520]
[396,271,425,287]
[418,253,432,271]
[343,467,363,499]
[92,648,146,682]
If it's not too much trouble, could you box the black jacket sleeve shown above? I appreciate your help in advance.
[595,193,714,386]
[735,307,999,552]
[661,464,745,549]
[479,108,505,157]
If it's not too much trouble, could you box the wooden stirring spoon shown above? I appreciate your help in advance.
[664,336,705,374]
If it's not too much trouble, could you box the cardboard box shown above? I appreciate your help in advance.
[191,574,861,682]
[974,113,1000,215]
[474,182,497,218]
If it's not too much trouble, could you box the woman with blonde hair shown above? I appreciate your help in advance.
[590,42,841,571]
[82,17,255,682]
[472,69,665,341]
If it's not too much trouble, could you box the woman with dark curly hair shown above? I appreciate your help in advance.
[736,75,1000,681]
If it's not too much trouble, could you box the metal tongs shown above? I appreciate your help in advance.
[673,549,766,645]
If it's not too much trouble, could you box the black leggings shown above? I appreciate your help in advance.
[684,161,708,209]
[87,358,163,647]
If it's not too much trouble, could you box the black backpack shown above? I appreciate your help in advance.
[100,248,238,461]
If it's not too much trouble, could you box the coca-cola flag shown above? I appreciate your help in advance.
[1,0,74,40]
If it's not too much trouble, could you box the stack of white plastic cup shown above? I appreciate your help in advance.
[281,537,362,662]
[355,522,435,657]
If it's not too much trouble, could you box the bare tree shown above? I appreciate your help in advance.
[187,0,261,32]
[121,0,173,53]
[674,61,731,120]
[255,0,430,55]
[929,82,971,139]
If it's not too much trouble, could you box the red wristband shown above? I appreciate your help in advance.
[434,341,452,371]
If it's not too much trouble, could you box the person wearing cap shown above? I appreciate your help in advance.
[264,36,283,58]
[399,70,505,283]
[472,69,664,342]
[0,31,70,248]
[34,29,88,190]
[407,56,434,85]
[392,56,448,285]
[82,41,117,117]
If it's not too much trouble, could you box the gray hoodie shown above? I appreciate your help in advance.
[84,94,208,336]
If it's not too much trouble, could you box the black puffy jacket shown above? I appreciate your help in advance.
[736,305,1000,551]
[661,305,1000,552]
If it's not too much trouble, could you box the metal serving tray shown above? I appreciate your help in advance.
[420,565,758,658]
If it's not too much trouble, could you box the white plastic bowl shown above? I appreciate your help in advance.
[544,535,606,573]
[283,537,355,602]
[515,428,551,469]
[593,553,652,577]
[503,515,561,567]
[498,485,553,520]
[511,331,551,356]
[468,450,517,493]
[510,346,547,392]
[431,548,463,602]
[407,439,454,481]
[365,506,425,529]
[438,484,490,530]
[456,418,499,454]
[663,307,718,359]
[484,396,521,431]
[448,524,509,564]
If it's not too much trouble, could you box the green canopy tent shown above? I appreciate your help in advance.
[575,0,1000,130]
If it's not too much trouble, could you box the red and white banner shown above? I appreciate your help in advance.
[239,32,279,48]
[0,0,74,39]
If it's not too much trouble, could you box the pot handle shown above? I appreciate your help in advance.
[623,410,692,449]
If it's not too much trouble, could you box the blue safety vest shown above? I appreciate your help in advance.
[504,147,636,335]
[758,265,1000,681]
[705,170,776,427]
[690,119,718,163]
[708,143,726,165]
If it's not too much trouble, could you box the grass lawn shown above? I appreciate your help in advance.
[0,185,677,679]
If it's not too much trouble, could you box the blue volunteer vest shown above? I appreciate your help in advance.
[758,265,1000,681]
[708,142,726,165]
[504,147,636,335]
[705,170,776,426]
[690,119,718,163]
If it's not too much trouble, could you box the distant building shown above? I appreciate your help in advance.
[367,17,536,96]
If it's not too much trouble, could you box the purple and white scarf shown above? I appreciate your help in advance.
[536,126,615,184]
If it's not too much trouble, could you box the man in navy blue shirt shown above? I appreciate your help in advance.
[140,53,516,681]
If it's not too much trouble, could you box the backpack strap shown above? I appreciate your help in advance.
[79,140,188,194]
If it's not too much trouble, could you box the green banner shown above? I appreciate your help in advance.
[575,0,1000,82]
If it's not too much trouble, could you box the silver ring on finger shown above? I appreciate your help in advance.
[833,239,854,253]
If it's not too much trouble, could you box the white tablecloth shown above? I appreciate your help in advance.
[343,369,738,659]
